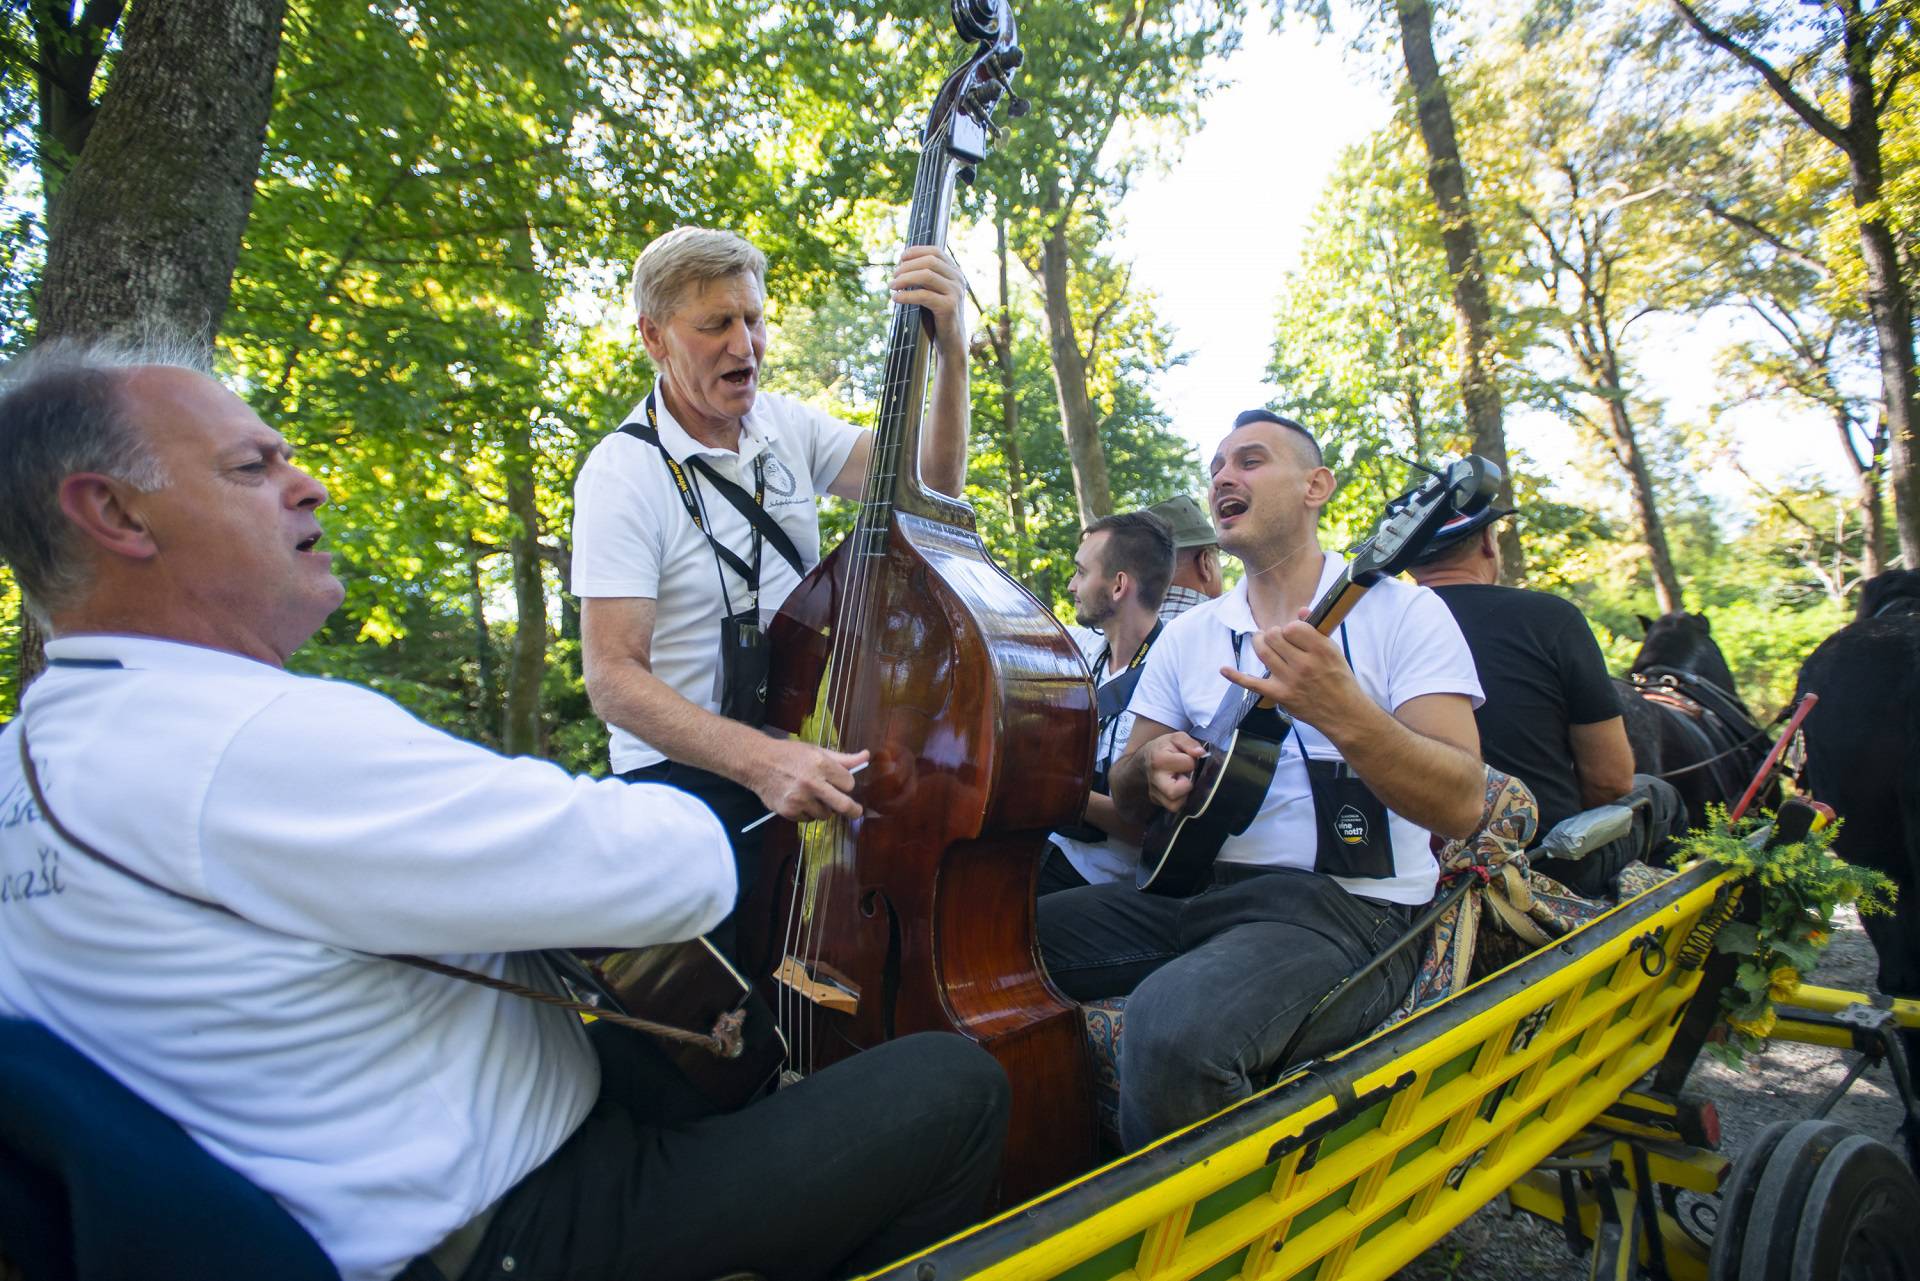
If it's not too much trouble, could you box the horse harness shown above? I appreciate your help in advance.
[1628,666,1772,793]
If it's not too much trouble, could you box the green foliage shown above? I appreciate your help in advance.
[1267,127,1474,537]
[1674,804,1895,1067]
[0,564,17,721]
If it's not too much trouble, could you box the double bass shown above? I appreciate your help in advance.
[745,0,1097,1197]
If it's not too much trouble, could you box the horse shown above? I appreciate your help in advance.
[1617,611,1773,831]
[1857,568,1920,621]
[1795,578,1920,1141]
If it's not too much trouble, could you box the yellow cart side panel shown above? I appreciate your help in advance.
[864,863,1738,1281]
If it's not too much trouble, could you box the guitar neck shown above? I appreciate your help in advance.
[1302,566,1377,636]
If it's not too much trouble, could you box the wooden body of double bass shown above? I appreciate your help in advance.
[753,495,1097,1199]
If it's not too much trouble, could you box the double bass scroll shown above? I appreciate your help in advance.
[745,0,1098,1199]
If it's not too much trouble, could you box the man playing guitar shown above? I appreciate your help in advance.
[0,342,1007,1281]
[1038,409,1487,1151]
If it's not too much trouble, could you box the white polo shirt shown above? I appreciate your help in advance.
[1128,554,1484,904]
[0,635,735,1281]
[1049,628,1151,886]
[572,383,865,772]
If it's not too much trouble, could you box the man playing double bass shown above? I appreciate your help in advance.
[0,340,1008,1281]
[573,227,972,951]
[1040,409,1488,1151]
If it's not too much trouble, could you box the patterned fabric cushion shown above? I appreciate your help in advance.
[1080,998,1128,1148]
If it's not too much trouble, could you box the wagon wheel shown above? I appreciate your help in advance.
[1711,1119,1920,1281]
[1788,1135,1920,1281]
[1707,1119,1795,1281]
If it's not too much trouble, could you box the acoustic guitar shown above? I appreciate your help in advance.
[1134,456,1502,897]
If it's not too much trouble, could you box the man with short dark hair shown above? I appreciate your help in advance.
[1041,410,1485,1150]
[1041,510,1175,895]
[1407,507,1685,895]
[1145,493,1223,620]
[0,340,1007,1281]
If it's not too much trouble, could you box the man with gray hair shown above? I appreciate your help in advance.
[0,341,1007,1281]
[572,228,973,948]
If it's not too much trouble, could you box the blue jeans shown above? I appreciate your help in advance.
[1040,868,1420,1150]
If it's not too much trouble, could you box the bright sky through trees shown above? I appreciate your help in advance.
[1114,9,1850,507]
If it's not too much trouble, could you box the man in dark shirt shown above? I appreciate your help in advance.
[1408,507,1685,895]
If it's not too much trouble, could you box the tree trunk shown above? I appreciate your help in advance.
[1579,347,1683,611]
[1837,408,1887,581]
[1038,220,1113,526]
[1835,3,1920,567]
[30,0,125,175]
[468,552,499,746]
[992,213,1031,585]
[1394,0,1521,580]
[502,447,547,757]
[36,0,287,347]
[1850,214,1918,569]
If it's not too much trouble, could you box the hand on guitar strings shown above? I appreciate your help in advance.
[1141,731,1208,813]
[746,739,871,828]
[1219,608,1369,734]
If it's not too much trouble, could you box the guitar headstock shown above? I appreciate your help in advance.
[1351,456,1502,582]
[924,0,1027,180]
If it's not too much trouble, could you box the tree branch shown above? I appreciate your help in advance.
[1670,0,1853,154]
[1689,191,1829,276]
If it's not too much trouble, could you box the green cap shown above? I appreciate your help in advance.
[1147,494,1216,550]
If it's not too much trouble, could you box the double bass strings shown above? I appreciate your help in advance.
[775,122,953,1078]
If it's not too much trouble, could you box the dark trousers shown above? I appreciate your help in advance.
[1036,845,1093,897]
[1533,774,1689,898]
[624,762,763,960]
[451,1024,1008,1281]
[1039,867,1418,1151]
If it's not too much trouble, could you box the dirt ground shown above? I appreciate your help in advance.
[1394,906,1911,1280]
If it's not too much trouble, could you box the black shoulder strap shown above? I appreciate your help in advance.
[1095,620,1164,722]
[11,724,737,1054]
[617,417,805,579]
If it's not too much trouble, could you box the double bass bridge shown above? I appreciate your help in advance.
[772,955,861,1015]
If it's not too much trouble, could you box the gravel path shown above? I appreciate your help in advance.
[1395,907,1910,1280]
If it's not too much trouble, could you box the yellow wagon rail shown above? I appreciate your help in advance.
[867,860,1738,1281]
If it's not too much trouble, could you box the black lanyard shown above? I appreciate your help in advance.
[1093,621,1163,765]
[618,394,806,608]
[1228,620,1355,762]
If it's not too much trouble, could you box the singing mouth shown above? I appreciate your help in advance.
[295,532,323,553]
[1215,496,1249,522]
[720,366,755,387]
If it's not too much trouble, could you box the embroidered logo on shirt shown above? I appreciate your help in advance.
[762,454,800,502]
[1334,805,1369,845]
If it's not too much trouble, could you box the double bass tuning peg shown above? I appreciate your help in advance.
[1008,94,1029,118]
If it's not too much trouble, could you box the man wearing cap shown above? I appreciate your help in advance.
[1040,510,1176,896]
[1406,508,1685,895]
[1145,493,1224,621]
[1041,409,1486,1150]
